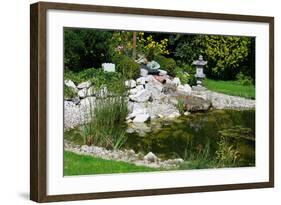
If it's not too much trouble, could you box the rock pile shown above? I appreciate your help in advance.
[125,73,193,123]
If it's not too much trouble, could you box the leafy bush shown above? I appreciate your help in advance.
[64,85,77,99]
[64,68,127,95]
[173,35,204,65]
[171,34,253,80]
[82,97,129,149]
[154,55,177,77]
[236,72,254,86]
[64,68,97,84]
[137,34,169,60]
[203,35,251,80]
[64,28,113,71]
[175,65,197,86]
[91,70,127,95]
[112,55,140,79]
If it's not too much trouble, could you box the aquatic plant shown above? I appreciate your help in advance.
[215,136,240,167]
[176,98,186,115]
[81,96,129,149]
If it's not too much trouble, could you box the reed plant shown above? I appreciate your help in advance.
[81,96,129,149]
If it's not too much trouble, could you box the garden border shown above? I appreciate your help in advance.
[30,1,274,202]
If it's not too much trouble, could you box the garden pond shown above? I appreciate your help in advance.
[65,109,255,168]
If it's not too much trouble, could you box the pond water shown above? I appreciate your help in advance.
[65,109,255,168]
[124,109,255,167]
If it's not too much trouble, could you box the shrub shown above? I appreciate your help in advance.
[82,97,129,149]
[64,85,77,99]
[175,65,197,86]
[64,28,113,71]
[112,55,140,79]
[173,35,204,65]
[137,34,169,60]
[92,70,127,95]
[172,34,254,80]
[64,68,97,84]
[236,72,254,86]
[203,35,251,80]
[154,55,177,77]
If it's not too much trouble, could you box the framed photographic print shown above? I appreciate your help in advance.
[30,1,274,202]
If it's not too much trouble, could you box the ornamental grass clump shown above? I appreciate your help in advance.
[82,96,129,150]
[215,136,240,167]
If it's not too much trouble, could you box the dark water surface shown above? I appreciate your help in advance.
[124,109,255,167]
[65,109,255,168]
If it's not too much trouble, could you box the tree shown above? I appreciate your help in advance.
[64,28,113,71]
[203,35,251,80]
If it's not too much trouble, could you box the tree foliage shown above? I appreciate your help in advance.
[63,28,255,81]
[64,28,113,71]
[203,35,251,80]
[172,34,253,80]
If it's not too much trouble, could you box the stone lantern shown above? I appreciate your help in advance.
[192,55,207,87]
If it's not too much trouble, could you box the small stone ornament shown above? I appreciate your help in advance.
[193,55,207,86]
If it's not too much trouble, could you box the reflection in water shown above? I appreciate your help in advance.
[125,110,255,167]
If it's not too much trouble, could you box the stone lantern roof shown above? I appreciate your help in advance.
[192,55,207,67]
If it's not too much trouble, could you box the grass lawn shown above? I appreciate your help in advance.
[64,151,160,176]
[203,79,255,99]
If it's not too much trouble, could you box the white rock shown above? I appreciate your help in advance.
[96,86,108,98]
[125,79,136,88]
[145,75,156,83]
[80,97,96,107]
[158,114,164,118]
[146,82,165,100]
[87,86,96,96]
[159,69,167,76]
[127,103,147,119]
[129,88,138,95]
[102,63,115,72]
[136,77,146,85]
[64,79,77,91]
[77,81,91,89]
[78,88,87,98]
[184,111,190,116]
[176,84,192,96]
[167,112,181,118]
[140,68,148,77]
[165,78,176,86]
[133,113,150,123]
[136,84,144,91]
[146,101,180,119]
[144,152,157,162]
[172,77,181,86]
[126,119,133,123]
[129,89,151,102]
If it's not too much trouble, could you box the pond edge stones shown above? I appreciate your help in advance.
[65,141,184,169]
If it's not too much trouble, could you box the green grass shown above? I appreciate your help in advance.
[203,79,255,99]
[64,151,160,176]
